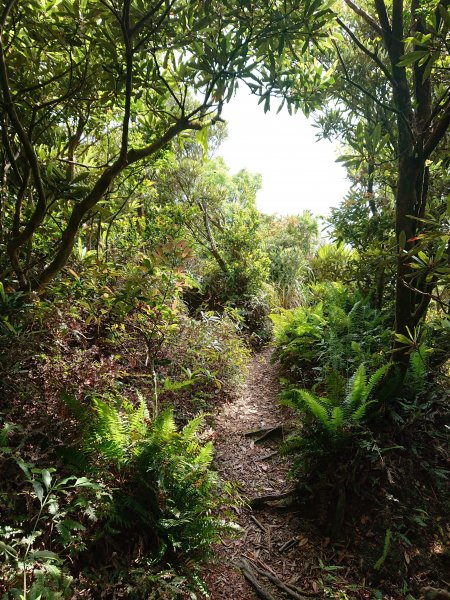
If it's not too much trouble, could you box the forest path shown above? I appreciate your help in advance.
[205,349,313,600]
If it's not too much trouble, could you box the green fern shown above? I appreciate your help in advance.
[297,390,331,425]
[127,395,150,442]
[284,363,390,437]
[153,408,177,443]
[63,391,233,570]
[90,397,128,463]
[342,363,390,418]
[346,364,367,408]
[330,406,344,431]
[406,344,428,393]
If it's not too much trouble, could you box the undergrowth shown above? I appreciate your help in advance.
[271,283,449,597]
[1,394,237,599]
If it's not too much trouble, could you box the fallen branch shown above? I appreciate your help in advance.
[256,451,279,461]
[254,426,284,444]
[244,425,283,438]
[238,559,277,600]
[245,558,320,599]
[250,514,268,533]
[279,537,299,553]
[250,489,296,509]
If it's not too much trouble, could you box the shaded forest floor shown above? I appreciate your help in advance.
[205,350,450,600]
[1,319,448,600]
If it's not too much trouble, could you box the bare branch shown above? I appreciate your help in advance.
[336,17,395,86]
[342,0,383,36]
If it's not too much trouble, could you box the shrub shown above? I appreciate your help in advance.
[270,283,391,386]
[270,303,326,383]
[281,363,390,438]
[63,393,236,583]
[163,309,251,401]
[309,243,358,285]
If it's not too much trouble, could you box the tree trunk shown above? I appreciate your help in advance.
[393,155,421,366]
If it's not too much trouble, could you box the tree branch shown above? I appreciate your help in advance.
[0,35,47,251]
[373,0,392,35]
[423,103,450,158]
[35,117,201,288]
[336,17,395,86]
[333,42,413,140]
[342,0,383,36]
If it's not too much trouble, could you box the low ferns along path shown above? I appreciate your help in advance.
[206,349,317,600]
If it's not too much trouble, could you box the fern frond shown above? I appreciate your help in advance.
[187,440,201,456]
[407,346,428,393]
[298,390,331,428]
[364,363,391,399]
[90,398,127,462]
[351,400,376,422]
[128,397,150,443]
[347,300,364,334]
[345,364,367,407]
[330,406,344,432]
[181,414,205,442]
[153,409,177,443]
[194,441,214,468]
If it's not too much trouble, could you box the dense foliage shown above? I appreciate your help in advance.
[1,0,449,599]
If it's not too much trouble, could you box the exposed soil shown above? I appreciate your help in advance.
[205,349,325,600]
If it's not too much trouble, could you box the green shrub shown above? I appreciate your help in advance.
[0,458,101,599]
[309,243,358,285]
[270,303,326,382]
[281,363,390,438]
[164,309,251,400]
[63,393,236,585]
[270,283,391,386]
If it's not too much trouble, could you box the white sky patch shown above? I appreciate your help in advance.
[217,88,350,218]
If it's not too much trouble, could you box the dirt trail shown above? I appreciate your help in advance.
[206,349,315,600]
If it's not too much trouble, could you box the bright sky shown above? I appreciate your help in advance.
[217,89,350,218]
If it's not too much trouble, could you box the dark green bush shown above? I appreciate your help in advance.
[60,393,236,595]
[270,282,391,386]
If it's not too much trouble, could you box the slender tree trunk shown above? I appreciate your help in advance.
[393,154,421,364]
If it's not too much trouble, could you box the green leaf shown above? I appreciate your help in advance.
[32,481,44,503]
[42,469,52,491]
[397,50,428,67]
[72,477,101,489]
[30,550,59,560]
[16,458,31,480]
[0,540,18,557]
[394,333,413,345]
[196,126,209,156]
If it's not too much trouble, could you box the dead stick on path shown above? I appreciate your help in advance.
[244,425,282,437]
[253,556,277,579]
[244,558,319,599]
[250,489,296,509]
[279,537,299,553]
[254,426,284,444]
[256,451,279,461]
[250,514,268,533]
[238,559,277,600]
